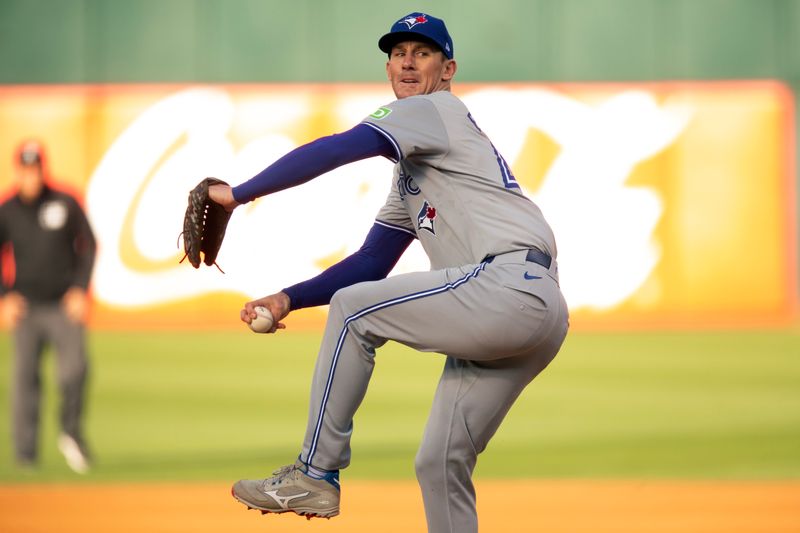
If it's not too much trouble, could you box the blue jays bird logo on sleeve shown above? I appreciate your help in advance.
[417,200,437,234]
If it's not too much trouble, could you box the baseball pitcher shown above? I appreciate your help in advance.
[190,12,569,533]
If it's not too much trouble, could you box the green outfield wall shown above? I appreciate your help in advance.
[1,0,798,83]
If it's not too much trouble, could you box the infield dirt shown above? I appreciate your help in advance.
[1,480,798,532]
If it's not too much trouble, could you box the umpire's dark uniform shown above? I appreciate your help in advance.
[0,178,96,466]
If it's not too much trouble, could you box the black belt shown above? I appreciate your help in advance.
[484,249,552,269]
[525,248,552,269]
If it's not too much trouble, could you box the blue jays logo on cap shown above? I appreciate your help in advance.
[401,14,429,29]
[378,12,454,59]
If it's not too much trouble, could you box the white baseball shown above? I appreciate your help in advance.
[248,306,274,333]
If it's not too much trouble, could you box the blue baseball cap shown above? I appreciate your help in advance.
[378,12,454,59]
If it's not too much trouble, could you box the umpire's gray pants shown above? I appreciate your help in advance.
[12,302,89,462]
[300,250,569,533]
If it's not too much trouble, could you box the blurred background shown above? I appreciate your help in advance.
[0,0,798,531]
[0,0,797,330]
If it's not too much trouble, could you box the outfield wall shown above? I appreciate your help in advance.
[2,0,798,84]
[0,1,797,330]
[0,81,794,329]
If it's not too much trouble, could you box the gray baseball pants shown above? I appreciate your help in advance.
[11,303,89,463]
[300,249,569,533]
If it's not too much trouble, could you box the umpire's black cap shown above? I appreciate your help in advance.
[18,141,42,166]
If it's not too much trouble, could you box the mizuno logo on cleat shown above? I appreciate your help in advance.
[263,489,310,509]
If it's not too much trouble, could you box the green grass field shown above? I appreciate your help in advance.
[1,329,798,483]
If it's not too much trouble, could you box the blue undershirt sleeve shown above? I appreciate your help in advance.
[232,123,397,203]
[282,223,414,310]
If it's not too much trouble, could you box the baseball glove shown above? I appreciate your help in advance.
[181,177,232,269]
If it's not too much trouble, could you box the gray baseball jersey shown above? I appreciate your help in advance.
[299,91,569,533]
[364,90,557,268]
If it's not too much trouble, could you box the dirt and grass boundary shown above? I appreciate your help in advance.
[2,480,799,533]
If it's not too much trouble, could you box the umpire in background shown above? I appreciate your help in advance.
[0,140,96,473]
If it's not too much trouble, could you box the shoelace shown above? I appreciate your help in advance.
[265,464,299,487]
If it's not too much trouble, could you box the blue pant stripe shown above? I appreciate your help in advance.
[306,262,487,465]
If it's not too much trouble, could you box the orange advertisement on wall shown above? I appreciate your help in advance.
[0,81,795,330]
